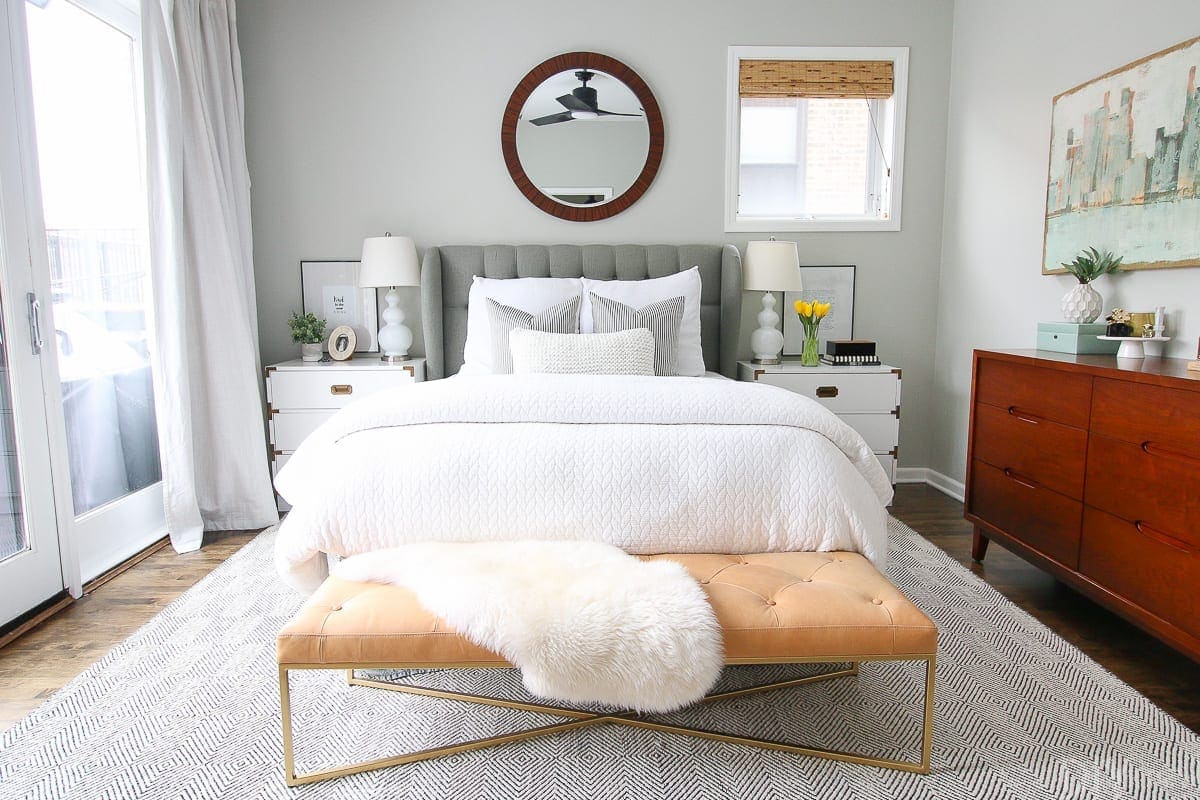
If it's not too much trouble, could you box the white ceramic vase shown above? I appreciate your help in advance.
[300,342,323,362]
[1060,282,1102,324]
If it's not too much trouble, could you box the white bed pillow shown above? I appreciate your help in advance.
[461,276,583,374]
[580,266,704,376]
[509,329,655,376]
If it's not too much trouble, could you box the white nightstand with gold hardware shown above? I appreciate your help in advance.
[265,357,426,509]
[737,360,901,484]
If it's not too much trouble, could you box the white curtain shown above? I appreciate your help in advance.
[141,0,278,551]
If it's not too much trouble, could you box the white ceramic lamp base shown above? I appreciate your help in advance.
[377,286,413,363]
[750,292,784,365]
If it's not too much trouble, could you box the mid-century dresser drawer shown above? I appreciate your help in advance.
[1091,378,1200,451]
[974,357,1091,428]
[1079,507,1200,639]
[754,372,898,414]
[1085,434,1200,545]
[971,402,1087,499]
[969,460,1083,567]
[268,367,417,411]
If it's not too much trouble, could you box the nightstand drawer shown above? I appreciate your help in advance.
[840,413,899,454]
[755,372,898,413]
[268,367,416,410]
[271,411,333,453]
[876,453,896,484]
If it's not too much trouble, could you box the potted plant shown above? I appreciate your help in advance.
[1059,247,1122,324]
[288,311,328,362]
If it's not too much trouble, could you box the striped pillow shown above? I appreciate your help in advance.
[485,295,581,373]
[589,293,685,376]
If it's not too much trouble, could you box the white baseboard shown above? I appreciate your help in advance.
[895,467,965,502]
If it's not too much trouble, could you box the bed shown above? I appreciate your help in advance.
[270,244,930,784]
[273,244,892,590]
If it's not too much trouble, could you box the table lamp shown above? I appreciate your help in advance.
[359,233,421,363]
[743,238,802,364]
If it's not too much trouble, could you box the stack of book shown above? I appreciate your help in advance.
[820,340,881,366]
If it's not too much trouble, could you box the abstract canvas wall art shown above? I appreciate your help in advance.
[1043,36,1200,274]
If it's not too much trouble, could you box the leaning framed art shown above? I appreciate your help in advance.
[1043,36,1200,274]
[783,265,855,355]
[300,261,379,353]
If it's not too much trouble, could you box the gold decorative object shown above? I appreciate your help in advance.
[1129,312,1155,334]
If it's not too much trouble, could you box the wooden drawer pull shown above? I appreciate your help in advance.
[816,386,839,399]
[1007,406,1041,425]
[1133,520,1195,554]
[1002,467,1041,491]
[1141,440,1200,464]
[330,384,353,396]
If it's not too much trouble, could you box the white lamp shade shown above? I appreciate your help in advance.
[359,235,420,287]
[743,240,802,291]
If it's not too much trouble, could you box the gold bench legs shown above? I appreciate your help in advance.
[279,656,935,787]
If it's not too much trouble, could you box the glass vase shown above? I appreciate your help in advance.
[801,332,820,366]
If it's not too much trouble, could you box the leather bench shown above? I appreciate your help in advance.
[277,551,938,786]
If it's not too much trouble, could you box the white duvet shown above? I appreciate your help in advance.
[274,374,892,591]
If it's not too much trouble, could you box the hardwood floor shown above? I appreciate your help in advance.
[0,529,257,732]
[890,484,1200,734]
[0,486,1197,736]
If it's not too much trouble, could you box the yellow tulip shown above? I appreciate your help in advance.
[797,300,813,317]
[814,301,831,319]
[793,299,804,314]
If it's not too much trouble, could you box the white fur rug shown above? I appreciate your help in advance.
[334,540,724,713]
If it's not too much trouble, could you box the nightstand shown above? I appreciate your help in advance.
[265,357,426,509]
[737,360,900,484]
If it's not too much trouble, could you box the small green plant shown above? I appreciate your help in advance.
[288,311,327,344]
[1061,247,1123,284]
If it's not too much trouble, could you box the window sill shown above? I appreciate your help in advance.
[726,216,902,233]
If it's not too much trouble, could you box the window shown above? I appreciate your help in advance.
[725,46,908,231]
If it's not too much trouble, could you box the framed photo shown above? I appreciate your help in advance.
[783,265,855,355]
[1043,36,1200,274]
[300,261,379,353]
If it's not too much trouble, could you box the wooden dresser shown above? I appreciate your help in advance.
[967,349,1200,663]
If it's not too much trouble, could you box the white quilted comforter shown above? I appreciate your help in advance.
[274,374,892,591]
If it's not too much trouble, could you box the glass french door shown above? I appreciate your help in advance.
[0,0,66,624]
[21,0,164,583]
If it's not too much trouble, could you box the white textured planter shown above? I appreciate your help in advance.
[300,342,323,362]
[1061,283,1103,324]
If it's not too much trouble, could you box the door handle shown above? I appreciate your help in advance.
[27,292,44,355]
[816,386,839,399]
[330,384,353,396]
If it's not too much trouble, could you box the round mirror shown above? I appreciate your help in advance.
[502,53,663,221]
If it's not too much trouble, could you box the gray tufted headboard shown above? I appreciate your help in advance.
[420,244,743,379]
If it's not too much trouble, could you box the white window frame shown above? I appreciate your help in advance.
[725,45,909,232]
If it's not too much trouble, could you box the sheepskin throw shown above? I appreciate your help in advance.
[334,540,724,712]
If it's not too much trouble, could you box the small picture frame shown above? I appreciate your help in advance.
[328,325,357,361]
[783,265,856,355]
[301,261,379,353]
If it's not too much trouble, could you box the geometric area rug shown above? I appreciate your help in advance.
[2,519,1198,799]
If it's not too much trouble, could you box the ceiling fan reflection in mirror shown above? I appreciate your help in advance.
[527,70,644,126]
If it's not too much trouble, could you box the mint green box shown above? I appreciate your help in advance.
[1036,322,1119,354]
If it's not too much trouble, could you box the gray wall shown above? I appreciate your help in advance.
[238,0,954,469]
[931,0,1200,486]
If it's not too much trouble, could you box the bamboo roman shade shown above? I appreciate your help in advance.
[739,59,894,100]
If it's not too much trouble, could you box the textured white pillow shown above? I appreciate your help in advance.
[460,276,583,374]
[580,267,704,376]
[509,329,655,376]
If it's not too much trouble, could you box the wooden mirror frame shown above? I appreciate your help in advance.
[501,52,664,222]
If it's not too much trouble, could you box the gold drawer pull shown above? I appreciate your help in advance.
[1007,406,1041,425]
[1134,520,1195,554]
[1002,467,1040,491]
[815,386,839,399]
[1141,441,1200,464]
[330,384,353,396]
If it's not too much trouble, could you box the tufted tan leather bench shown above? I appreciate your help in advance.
[277,552,937,786]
